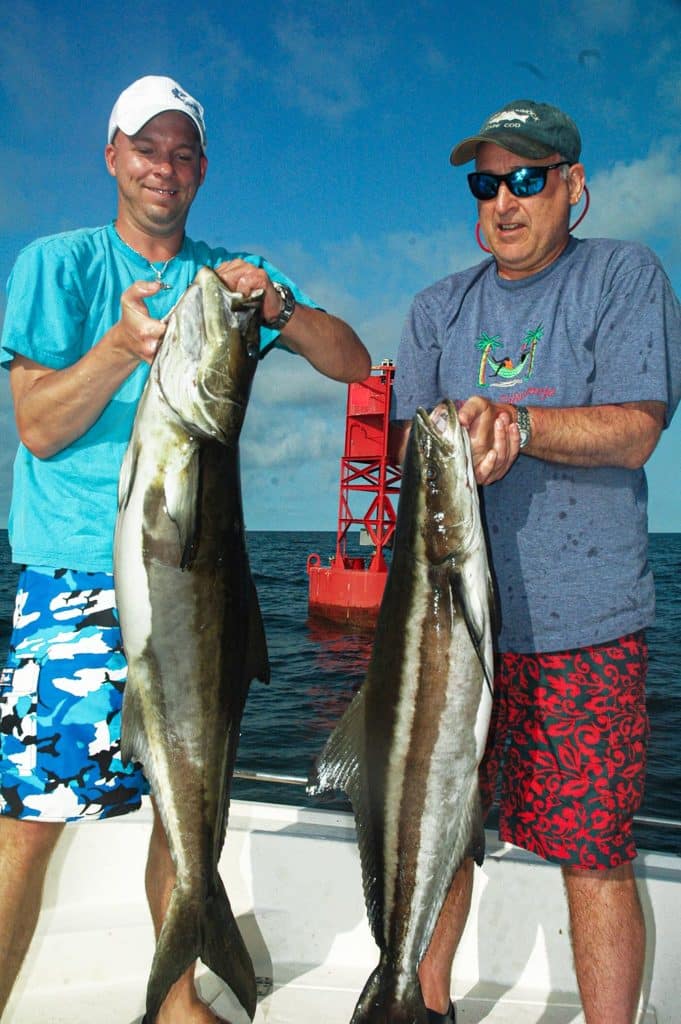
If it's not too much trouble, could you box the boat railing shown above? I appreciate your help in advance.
[233,769,681,834]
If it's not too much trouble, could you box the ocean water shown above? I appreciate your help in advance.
[0,530,679,856]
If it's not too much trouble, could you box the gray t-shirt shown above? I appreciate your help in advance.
[393,237,681,653]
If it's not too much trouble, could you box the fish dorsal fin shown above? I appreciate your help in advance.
[163,448,201,569]
[451,569,494,698]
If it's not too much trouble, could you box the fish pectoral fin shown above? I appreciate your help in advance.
[452,571,494,697]
[117,438,139,512]
[163,449,200,569]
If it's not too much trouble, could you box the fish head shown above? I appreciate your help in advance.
[410,400,480,564]
[154,266,262,443]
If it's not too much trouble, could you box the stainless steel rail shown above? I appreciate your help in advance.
[235,769,309,787]
[233,769,681,832]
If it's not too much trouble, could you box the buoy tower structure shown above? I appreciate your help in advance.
[306,360,402,626]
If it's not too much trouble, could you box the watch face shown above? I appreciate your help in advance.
[516,406,530,448]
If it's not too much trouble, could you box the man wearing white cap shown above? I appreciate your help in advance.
[0,75,369,1023]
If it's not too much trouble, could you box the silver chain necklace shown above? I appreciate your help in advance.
[114,225,176,289]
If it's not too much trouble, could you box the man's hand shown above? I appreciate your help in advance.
[458,396,521,485]
[215,259,281,322]
[214,259,371,383]
[113,280,168,364]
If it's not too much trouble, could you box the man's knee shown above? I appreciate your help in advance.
[0,817,64,873]
[562,861,636,887]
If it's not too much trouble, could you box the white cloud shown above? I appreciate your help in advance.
[584,142,681,240]
[271,14,378,121]
[567,0,637,34]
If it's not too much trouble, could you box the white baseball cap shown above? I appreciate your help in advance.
[108,76,207,150]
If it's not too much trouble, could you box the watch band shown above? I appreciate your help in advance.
[264,281,296,330]
[515,405,531,450]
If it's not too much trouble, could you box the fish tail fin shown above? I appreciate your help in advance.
[201,874,257,1019]
[350,955,429,1023]
[145,878,256,1023]
[145,887,201,1024]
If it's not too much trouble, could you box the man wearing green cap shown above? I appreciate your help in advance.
[392,99,681,1023]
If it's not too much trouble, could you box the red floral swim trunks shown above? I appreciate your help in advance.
[479,632,649,869]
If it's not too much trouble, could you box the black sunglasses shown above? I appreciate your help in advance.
[467,161,570,200]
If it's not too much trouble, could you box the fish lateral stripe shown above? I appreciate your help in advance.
[320,399,496,1020]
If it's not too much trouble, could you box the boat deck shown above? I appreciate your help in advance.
[5,800,677,1024]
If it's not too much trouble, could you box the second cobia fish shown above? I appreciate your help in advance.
[308,400,495,1023]
[114,268,269,1023]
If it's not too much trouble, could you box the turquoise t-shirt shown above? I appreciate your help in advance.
[1,223,317,572]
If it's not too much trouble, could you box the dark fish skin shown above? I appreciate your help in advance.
[114,268,269,1023]
[309,401,495,1024]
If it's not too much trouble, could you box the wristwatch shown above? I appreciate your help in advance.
[515,405,531,449]
[264,282,296,330]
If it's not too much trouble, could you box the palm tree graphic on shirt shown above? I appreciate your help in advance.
[476,323,543,387]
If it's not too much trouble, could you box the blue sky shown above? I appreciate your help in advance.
[1,0,679,532]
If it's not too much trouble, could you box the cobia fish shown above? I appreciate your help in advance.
[308,400,495,1023]
[113,267,269,1023]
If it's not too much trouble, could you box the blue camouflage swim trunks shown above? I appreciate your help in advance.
[0,566,149,821]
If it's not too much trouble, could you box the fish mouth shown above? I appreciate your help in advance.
[414,402,478,550]
[414,402,459,451]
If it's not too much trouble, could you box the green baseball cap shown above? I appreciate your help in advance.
[450,99,581,166]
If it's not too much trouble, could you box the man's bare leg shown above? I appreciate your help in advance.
[564,861,645,1024]
[0,817,65,1015]
[145,804,228,1024]
[418,857,475,1014]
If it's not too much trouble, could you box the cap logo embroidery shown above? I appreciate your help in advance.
[487,108,539,127]
[171,87,202,121]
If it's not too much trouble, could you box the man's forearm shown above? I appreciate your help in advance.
[280,306,371,383]
[519,400,666,469]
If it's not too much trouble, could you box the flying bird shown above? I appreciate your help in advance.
[513,60,546,79]
[578,49,602,67]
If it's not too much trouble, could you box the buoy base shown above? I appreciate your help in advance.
[306,560,387,628]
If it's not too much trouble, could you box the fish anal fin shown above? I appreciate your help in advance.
[307,688,365,800]
[120,678,147,768]
[245,576,270,685]
[465,785,486,867]
[307,692,387,950]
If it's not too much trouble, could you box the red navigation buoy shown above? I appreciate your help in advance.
[306,360,402,627]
